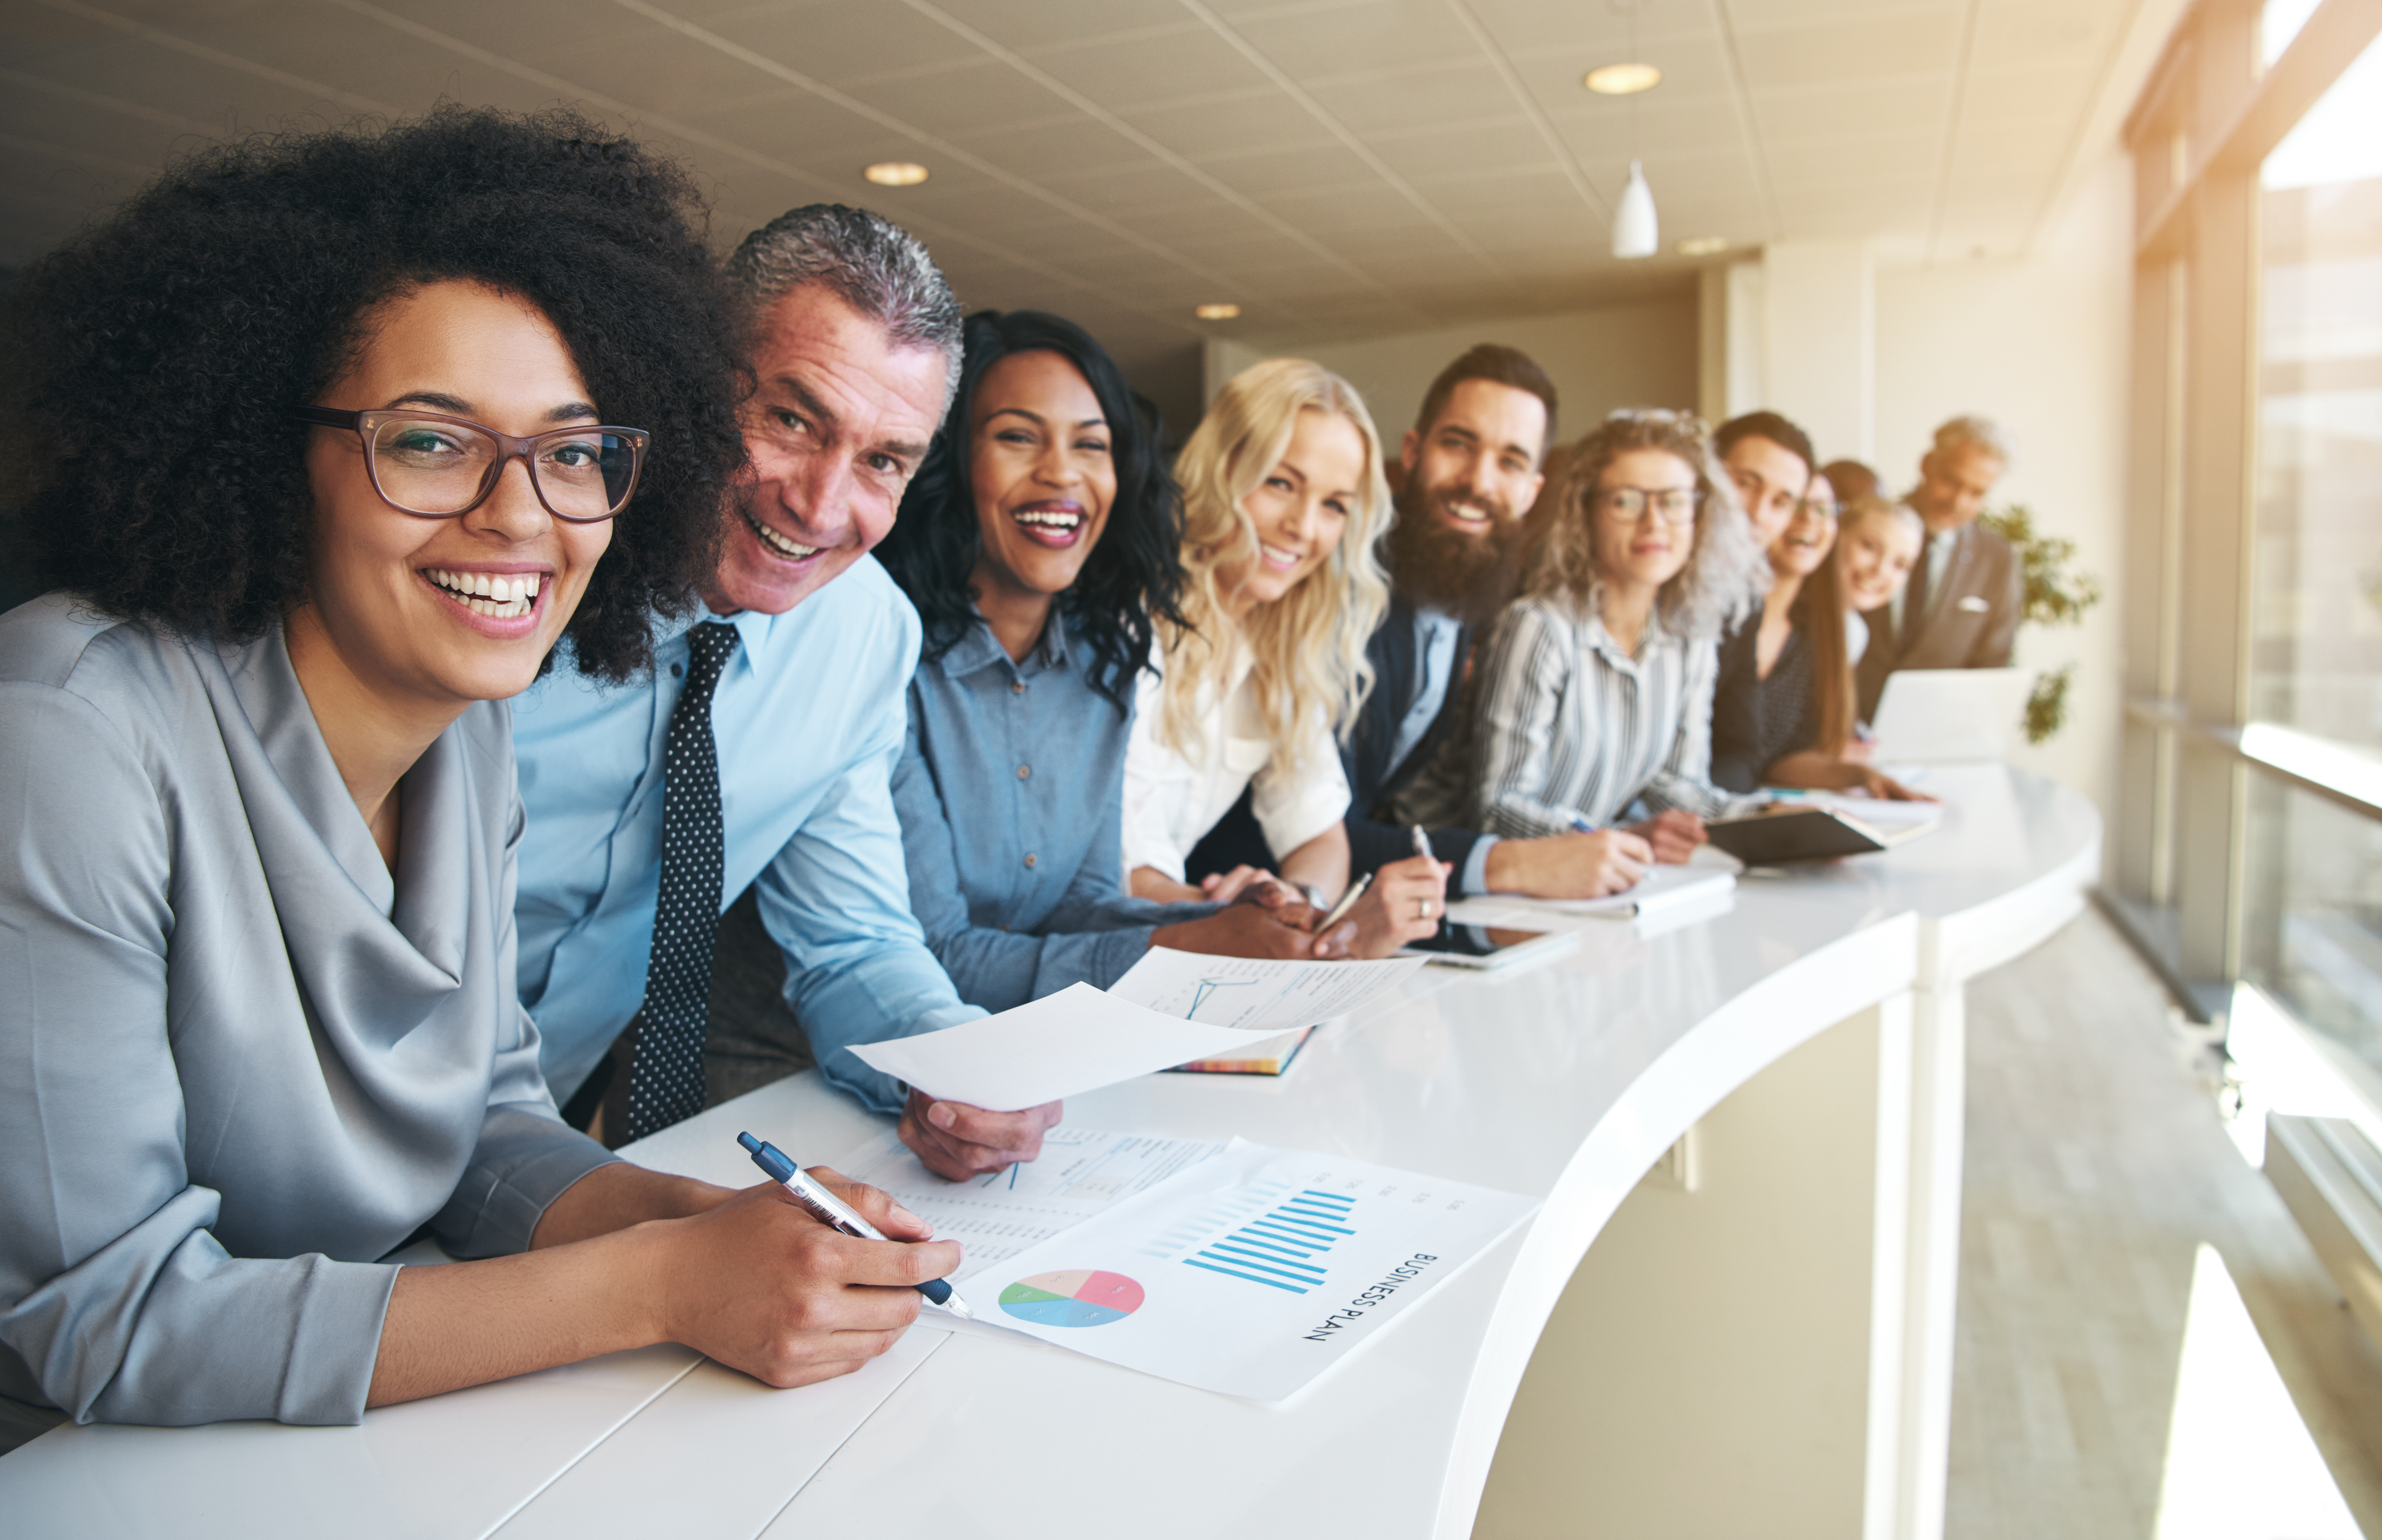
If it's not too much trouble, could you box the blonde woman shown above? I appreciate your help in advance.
[1122,359,1445,957]
[1434,409,1769,864]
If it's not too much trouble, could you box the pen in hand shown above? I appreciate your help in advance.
[1309,871,1372,937]
[738,1132,972,1319]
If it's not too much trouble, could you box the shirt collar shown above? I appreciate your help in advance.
[939,605,1073,681]
[655,600,789,677]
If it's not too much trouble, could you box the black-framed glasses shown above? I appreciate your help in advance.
[1594,485,1701,526]
[294,406,648,523]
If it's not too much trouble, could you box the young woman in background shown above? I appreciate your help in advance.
[1440,409,1768,864]
[878,311,1348,1011]
[1121,358,1443,956]
[1707,414,1923,799]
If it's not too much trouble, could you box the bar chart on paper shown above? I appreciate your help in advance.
[1180,1185,1357,1294]
[953,1141,1538,1401]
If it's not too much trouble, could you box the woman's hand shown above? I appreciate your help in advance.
[649,1171,960,1390]
[369,1168,958,1408]
[1627,809,1709,864]
[1853,766,1936,802]
[1199,864,1299,905]
[1483,829,1652,898]
[1343,853,1449,958]
[1154,902,1355,960]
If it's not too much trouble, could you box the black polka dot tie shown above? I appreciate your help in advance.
[625,620,740,1142]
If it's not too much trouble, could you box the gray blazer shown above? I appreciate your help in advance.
[0,595,614,1434]
[1854,518,2023,719]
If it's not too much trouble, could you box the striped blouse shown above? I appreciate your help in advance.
[1402,595,1736,839]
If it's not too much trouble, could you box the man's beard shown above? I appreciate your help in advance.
[1387,484,1524,626]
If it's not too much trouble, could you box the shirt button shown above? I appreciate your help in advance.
[670,663,684,678]
[1024,853,1038,868]
[1011,680,1026,695]
[1017,764,1031,780]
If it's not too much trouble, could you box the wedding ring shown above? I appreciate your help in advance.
[1419,897,1435,919]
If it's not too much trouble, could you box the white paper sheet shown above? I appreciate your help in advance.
[827,1125,1227,1281]
[844,982,1272,1110]
[951,1140,1539,1402]
[1106,948,1428,1032]
[1509,861,1738,917]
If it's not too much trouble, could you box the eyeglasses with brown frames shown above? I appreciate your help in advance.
[294,406,649,523]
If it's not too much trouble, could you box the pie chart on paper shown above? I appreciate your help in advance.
[998,1269,1145,1328]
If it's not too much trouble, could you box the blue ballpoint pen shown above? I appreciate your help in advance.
[738,1132,972,1318]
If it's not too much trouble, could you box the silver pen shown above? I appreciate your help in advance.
[738,1132,973,1318]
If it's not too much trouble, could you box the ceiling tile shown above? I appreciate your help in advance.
[1011,25,1274,108]
[1732,8,1965,90]
[684,1,991,86]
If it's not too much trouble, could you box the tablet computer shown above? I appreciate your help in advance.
[1868,667,2031,762]
[1704,805,1937,865]
[1399,920,1580,970]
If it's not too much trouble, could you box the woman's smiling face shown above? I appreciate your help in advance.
[1839,507,1924,612]
[966,348,1116,602]
[1217,406,1366,615]
[299,279,613,707]
[1768,475,1839,580]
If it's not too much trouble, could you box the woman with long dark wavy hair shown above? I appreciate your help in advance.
[877,310,1348,1010]
[0,108,954,1448]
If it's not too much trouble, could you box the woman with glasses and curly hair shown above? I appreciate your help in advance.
[0,108,951,1447]
[876,312,1339,1011]
[1411,409,1768,866]
[1120,358,1445,957]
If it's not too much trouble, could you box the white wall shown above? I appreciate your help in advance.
[1872,147,2134,819]
[1205,295,1699,451]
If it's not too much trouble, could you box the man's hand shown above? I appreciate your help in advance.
[1343,853,1449,958]
[651,1170,957,1390]
[1627,809,1709,864]
[899,1090,1062,1180]
[1153,902,1353,959]
[1482,829,1652,899]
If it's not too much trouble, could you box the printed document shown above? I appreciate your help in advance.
[951,1139,1538,1401]
[829,1125,1226,1281]
[845,982,1269,1110]
[1106,949,1427,1032]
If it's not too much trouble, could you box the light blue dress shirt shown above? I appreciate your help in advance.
[511,558,982,1115]
[894,609,1209,1013]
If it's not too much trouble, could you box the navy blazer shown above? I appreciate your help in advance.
[1186,593,1486,885]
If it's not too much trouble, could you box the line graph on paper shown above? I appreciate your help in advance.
[1186,976,1259,1021]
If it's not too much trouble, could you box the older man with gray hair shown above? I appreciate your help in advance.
[1853,414,2023,719]
[512,204,1057,1187]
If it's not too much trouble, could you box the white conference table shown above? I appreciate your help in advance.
[2,763,2098,1540]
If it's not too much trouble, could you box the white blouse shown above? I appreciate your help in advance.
[1121,638,1351,883]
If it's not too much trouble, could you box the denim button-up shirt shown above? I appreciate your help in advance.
[894,609,1204,1013]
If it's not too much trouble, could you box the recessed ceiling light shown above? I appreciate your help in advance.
[1584,62,1662,94]
[1676,235,1730,256]
[1195,302,1241,320]
[863,161,929,187]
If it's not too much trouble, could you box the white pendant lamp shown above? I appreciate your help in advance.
[1612,160,1659,259]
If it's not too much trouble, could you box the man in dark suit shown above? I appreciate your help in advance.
[1191,345,1653,899]
[1854,415,2024,720]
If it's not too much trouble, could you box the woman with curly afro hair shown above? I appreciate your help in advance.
[0,108,955,1449]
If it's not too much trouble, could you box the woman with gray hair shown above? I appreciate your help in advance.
[1440,409,1768,864]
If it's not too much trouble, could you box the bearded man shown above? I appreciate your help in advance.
[1191,345,1654,900]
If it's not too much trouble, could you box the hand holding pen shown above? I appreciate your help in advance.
[740,1133,972,1318]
